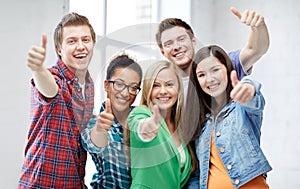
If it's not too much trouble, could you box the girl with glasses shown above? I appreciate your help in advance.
[81,53,142,188]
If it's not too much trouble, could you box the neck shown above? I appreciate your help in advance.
[212,96,227,116]
[113,108,131,126]
[76,72,87,84]
[62,60,88,84]
[162,109,175,132]
[182,66,191,77]
[165,118,175,134]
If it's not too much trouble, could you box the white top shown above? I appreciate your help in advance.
[177,144,186,168]
[79,82,85,100]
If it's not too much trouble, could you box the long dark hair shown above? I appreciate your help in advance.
[185,45,235,139]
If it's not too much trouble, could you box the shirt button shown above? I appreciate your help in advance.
[220,147,225,153]
[217,117,222,122]
[227,164,232,170]
[216,132,221,137]
[235,179,240,185]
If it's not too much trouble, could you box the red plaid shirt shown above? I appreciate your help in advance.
[19,60,94,189]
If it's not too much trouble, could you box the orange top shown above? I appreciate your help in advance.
[208,135,269,189]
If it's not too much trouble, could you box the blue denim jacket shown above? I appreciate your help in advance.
[187,78,272,189]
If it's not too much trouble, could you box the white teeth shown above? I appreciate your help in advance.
[174,52,184,57]
[208,84,218,90]
[75,54,87,58]
[118,98,128,103]
[159,98,169,102]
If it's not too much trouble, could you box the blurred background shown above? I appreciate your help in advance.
[1,0,299,188]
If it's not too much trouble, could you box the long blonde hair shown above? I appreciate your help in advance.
[140,60,184,131]
[140,60,198,173]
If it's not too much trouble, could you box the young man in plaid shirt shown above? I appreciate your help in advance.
[19,12,96,188]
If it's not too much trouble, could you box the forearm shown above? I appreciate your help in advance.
[32,66,58,98]
[248,23,270,54]
[240,19,270,71]
[90,126,108,148]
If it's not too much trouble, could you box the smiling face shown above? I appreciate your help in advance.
[160,26,196,75]
[150,68,179,112]
[196,56,228,102]
[105,67,141,114]
[57,25,94,77]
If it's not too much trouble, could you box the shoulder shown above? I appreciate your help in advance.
[128,106,151,129]
[130,106,151,116]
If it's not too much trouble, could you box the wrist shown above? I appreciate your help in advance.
[94,125,108,133]
[91,127,109,148]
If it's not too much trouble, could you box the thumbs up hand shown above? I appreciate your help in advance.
[27,34,47,71]
[138,105,161,141]
[90,99,115,147]
[230,7,265,28]
[96,99,115,132]
[230,70,255,105]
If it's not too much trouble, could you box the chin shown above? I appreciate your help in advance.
[116,104,129,111]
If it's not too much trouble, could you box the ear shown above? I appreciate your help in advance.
[104,80,109,92]
[56,48,62,56]
[192,37,197,48]
[160,49,165,56]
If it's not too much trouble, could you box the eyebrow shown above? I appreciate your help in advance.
[163,40,172,46]
[196,65,220,73]
[177,34,187,39]
[162,34,187,44]
[154,79,175,84]
[113,78,139,85]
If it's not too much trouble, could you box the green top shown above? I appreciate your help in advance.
[128,106,192,189]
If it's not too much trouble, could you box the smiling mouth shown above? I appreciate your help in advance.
[173,52,185,58]
[158,97,170,103]
[208,84,219,90]
[117,98,129,104]
[74,54,87,59]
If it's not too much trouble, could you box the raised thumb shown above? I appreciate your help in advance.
[231,70,239,87]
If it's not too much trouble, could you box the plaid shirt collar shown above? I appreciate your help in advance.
[56,60,93,85]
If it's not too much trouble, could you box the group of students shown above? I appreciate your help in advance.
[19,6,272,189]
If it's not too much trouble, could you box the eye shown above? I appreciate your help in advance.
[166,82,174,87]
[163,41,172,48]
[67,39,75,44]
[212,68,220,73]
[197,73,205,78]
[129,86,138,91]
[83,38,90,43]
[115,81,124,88]
[179,36,185,41]
[153,83,160,88]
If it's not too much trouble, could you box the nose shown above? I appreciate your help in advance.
[120,86,130,96]
[206,73,214,83]
[159,85,168,94]
[76,40,84,50]
[173,40,181,50]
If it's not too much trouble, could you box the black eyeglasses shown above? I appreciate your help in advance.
[108,80,141,95]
